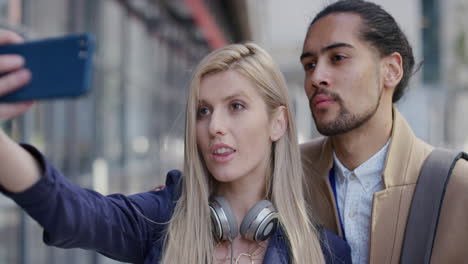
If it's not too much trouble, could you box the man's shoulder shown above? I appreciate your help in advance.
[454,155,468,170]
[300,137,328,158]
[300,137,333,177]
[421,151,468,200]
[451,156,468,186]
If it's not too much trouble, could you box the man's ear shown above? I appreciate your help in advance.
[382,52,403,90]
[270,106,288,142]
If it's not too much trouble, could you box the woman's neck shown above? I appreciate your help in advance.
[216,177,266,223]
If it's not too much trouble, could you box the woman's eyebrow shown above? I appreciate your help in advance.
[198,91,250,105]
[223,91,249,102]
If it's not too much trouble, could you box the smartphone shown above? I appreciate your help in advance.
[0,33,95,102]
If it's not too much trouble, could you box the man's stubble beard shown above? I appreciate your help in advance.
[311,86,383,137]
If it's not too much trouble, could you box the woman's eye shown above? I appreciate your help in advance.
[197,107,210,117]
[231,102,245,111]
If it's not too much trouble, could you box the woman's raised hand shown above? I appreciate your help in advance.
[0,29,41,192]
[0,29,33,121]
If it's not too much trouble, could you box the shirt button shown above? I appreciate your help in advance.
[349,212,356,218]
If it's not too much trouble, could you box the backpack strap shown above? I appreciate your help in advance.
[400,149,468,264]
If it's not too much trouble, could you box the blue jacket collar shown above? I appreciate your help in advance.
[263,225,289,264]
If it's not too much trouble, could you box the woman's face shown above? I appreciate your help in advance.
[196,70,274,185]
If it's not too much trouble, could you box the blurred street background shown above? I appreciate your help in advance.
[0,0,467,263]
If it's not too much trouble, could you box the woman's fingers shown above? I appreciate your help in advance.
[0,101,34,121]
[0,68,31,96]
[0,29,33,118]
[0,54,25,72]
[0,29,24,45]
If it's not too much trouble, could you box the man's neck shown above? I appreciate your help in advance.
[331,107,393,171]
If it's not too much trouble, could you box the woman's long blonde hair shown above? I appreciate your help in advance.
[161,43,325,264]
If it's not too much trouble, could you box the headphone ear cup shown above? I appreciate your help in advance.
[209,196,238,241]
[240,200,278,242]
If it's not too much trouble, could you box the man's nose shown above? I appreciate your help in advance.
[306,62,331,98]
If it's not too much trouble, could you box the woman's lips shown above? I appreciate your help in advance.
[210,144,236,163]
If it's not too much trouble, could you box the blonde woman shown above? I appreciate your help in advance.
[0,30,350,264]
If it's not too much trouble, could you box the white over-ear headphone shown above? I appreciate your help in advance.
[209,196,278,242]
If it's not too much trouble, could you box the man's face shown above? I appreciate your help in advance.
[301,13,384,136]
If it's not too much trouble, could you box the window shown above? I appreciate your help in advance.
[422,0,440,83]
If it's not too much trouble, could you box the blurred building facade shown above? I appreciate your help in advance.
[0,0,246,263]
[0,0,467,263]
[439,0,468,150]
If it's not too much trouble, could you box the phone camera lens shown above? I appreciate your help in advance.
[80,39,87,47]
[79,50,88,59]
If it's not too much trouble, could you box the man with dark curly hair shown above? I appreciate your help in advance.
[300,1,468,263]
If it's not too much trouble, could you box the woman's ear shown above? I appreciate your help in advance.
[270,106,288,142]
[382,52,403,90]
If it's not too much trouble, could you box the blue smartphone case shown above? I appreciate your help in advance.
[0,33,95,102]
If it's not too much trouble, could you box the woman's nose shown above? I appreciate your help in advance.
[208,111,227,136]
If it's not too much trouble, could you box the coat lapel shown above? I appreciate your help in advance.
[301,138,341,235]
[368,109,433,263]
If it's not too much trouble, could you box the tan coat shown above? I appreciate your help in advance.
[301,109,468,263]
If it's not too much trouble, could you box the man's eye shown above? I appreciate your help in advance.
[332,55,346,62]
[197,107,210,117]
[303,62,316,71]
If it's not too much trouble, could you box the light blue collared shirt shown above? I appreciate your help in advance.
[333,140,390,264]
